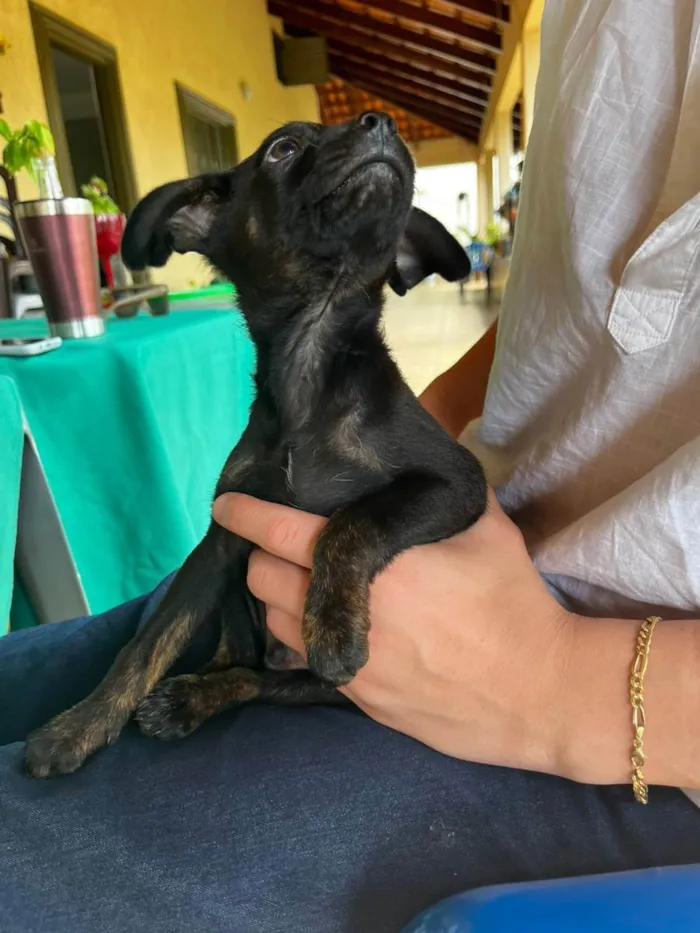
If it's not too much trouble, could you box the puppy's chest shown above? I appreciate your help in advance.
[219,406,401,515]
[282,426,392,515]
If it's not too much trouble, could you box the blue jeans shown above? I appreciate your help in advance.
[1,578,699,933]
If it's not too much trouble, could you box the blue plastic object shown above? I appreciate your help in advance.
[402,865,700,932]
[465,241,494,275]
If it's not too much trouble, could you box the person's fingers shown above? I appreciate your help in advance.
[247,549,309,617]
[265,606,306,657]
[213,494,326,569]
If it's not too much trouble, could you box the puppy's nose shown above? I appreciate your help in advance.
[357,111,397,137]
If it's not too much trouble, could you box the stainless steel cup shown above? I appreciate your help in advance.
[15,198,104,339]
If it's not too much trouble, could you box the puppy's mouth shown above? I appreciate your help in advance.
[317,157,406,204]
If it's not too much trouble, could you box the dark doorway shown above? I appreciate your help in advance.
[51,46,114,194]
[31,4,137,212]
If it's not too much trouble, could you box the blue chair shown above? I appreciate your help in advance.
[465,241,493,275]
[402,865,700,932]
[461,241,495,301]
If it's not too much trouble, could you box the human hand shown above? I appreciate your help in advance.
[213,491,576,778]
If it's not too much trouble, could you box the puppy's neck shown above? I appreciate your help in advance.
[241,276,384,433]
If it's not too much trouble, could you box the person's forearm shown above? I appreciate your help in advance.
[419,319,497,437]
[557,616,700,790]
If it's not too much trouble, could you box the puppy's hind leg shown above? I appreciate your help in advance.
[136,669,344,740]
[24,526,247,778]
[197,587,265,675]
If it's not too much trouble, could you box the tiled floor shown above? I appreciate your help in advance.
[383,279,499,395]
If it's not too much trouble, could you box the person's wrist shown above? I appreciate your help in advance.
[522,603,581,779]
[554,615,638,785]
[560,616,700,790]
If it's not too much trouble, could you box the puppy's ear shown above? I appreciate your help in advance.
[388,207,471,296]
[121,172,234,271]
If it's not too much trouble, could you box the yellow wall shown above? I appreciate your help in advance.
[0,1,320,288]
[410,135,478,169]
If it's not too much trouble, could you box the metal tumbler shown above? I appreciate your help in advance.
[15,198,104,339]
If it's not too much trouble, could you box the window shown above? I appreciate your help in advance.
[176,84,238,177]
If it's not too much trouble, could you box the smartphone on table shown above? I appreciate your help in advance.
[0,337,62,357]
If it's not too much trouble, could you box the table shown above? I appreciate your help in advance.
[0,309,255,629]
[0,376,23,631]
[169,283,238,310]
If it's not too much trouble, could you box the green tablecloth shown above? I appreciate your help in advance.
[0,376,24,632]
[0,310,254,624]
[169,283,237,309]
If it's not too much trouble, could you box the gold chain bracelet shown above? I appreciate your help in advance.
[629,616,660,804]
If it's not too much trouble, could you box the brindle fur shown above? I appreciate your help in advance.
[25,113,484,778]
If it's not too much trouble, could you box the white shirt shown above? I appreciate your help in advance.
[461,0,700,806]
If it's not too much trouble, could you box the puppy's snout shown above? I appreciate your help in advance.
[357,111,397,138]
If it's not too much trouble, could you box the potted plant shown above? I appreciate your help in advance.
[484,221,502,248]
[80,175,119,215]
[0,118,62,198]
[0,119,103,338]
[81,176,125,290]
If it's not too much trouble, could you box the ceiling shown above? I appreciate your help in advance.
[268,0,509,143]
[317,80,453,143]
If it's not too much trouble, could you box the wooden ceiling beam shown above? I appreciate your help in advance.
[269,0,496,74]
[328,48,488,108]
[439,0,510,24]
[349,0,502,54]
[271,5,493,90]
[327,37,492,93]
[329,68,482,126]
[340,75,481,138]
[331,58,486,120]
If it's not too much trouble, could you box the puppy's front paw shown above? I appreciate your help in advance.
[135,675,206,740]
[303,573,370,686]
[25,706,116,779]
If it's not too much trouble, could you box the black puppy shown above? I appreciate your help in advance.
[25,113,487,778]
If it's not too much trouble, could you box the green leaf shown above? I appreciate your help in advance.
[0,120,55,174]
[80,176,120,214]
[19,121,55,157]
[35,123,55,158]
[25,120,45,142]
[3,138,26,175]
[22,135,40,164]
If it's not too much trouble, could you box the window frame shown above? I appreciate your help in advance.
[175,83,238,177]
[30,3,138,211]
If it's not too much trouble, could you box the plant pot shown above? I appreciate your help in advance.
[94,213,126,290]
[15,197,104,338]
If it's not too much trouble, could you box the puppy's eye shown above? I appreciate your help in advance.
[266,138,299,164]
